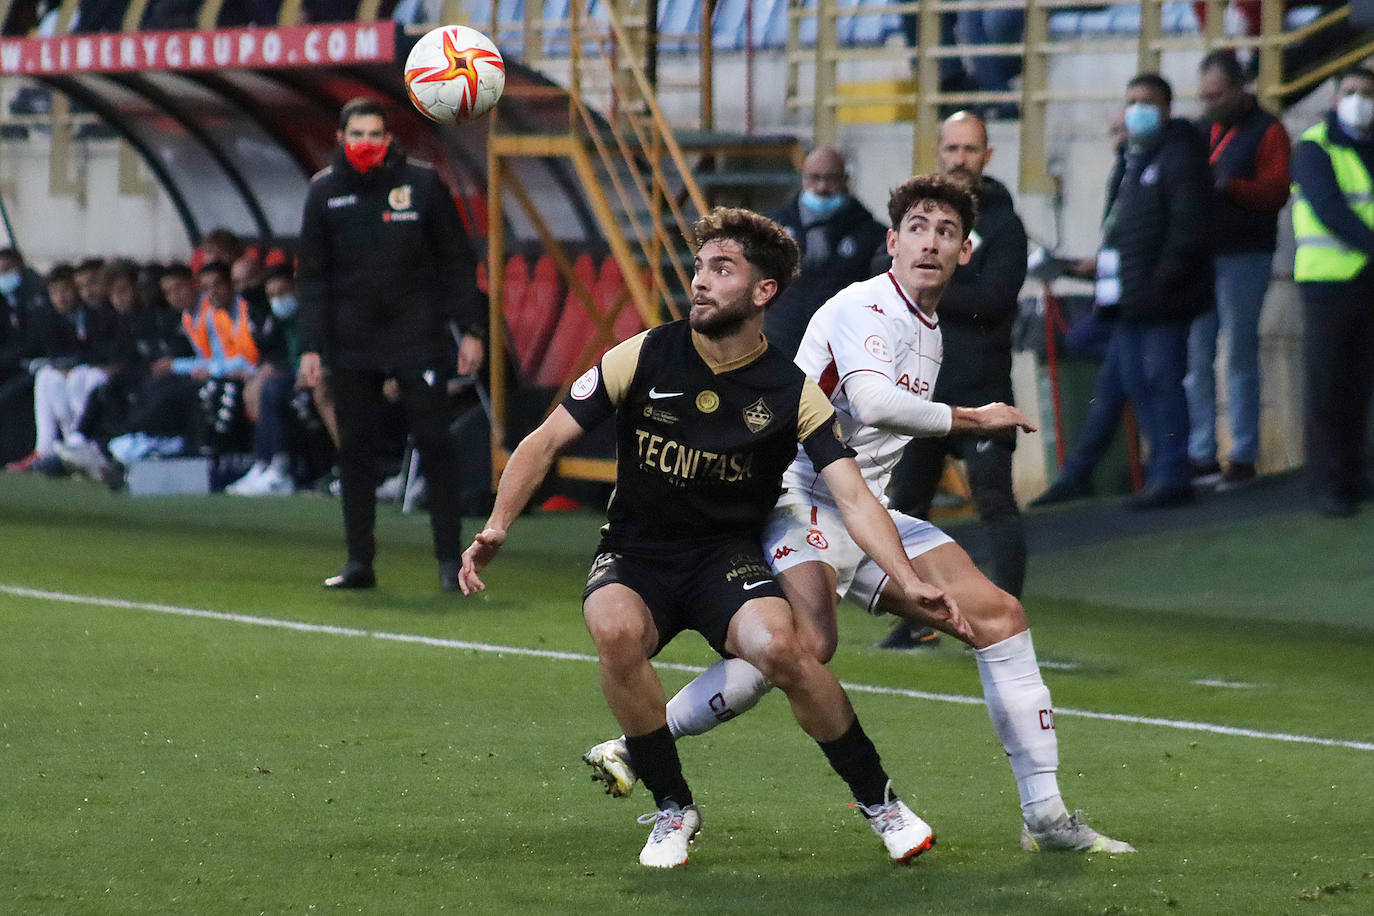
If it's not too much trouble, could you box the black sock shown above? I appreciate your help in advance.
[817,717,891,810]
[624,725,693,810]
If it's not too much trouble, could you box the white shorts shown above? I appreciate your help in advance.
[762,502,953,615]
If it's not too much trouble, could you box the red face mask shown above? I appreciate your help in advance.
[344,139,389,174]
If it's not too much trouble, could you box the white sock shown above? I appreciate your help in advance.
[974,630,1067,824]
[664,657,773,738]
[269,453,291,473]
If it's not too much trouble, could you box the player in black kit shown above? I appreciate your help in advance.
[459,208,966,869]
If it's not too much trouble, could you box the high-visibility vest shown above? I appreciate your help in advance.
[1292,121,1374,282]
[181,297,259,366]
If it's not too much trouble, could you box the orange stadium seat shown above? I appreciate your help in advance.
[513,254,564,379]
[500,253,530,374]
[599,256,647,341]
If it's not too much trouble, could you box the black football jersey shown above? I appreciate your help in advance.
[562,319,852,553]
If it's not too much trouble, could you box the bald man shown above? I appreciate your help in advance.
[764,147,887,359]
[881,112,1029,649]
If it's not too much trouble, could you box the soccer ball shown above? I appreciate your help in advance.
[404,25,506,124]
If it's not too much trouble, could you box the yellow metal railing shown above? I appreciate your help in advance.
[785,0,1368,193]
[484,0,716,481]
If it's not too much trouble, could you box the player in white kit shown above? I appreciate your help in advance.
[585,175,1134,854]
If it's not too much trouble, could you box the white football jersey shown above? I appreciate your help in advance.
[778,271,944,508]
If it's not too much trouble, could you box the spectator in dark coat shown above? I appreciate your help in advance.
[763,147,887,359]
[0,248,49,464]
[1034,73,1213,510]
[297,96,486,592]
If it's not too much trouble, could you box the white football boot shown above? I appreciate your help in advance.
[852,780,935,864]
[637,802,702,868]
[582,737,638,798]
[1021,812,1135,853]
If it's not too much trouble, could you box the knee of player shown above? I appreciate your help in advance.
[970,591,1028,643]
[744,633,812,687]
[797,625,838,664]
[585,611,650,660]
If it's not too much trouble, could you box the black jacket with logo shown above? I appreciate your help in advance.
[1101,118,1214,323]
[764,194,888,360]
[932,175,1027,405]
[297,144,484,371]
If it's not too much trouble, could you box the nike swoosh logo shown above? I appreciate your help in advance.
[976,439,992,453]
[742,580,771,590]
[648,388,683,400]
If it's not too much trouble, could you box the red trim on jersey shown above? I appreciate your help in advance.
[818,346,840,398]
[886,271,939,330]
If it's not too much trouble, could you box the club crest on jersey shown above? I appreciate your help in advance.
[388,185,413,210]
[806,528,829,550]
[742,397,773,433]
[864,334,892,362]
[696,390,720,414]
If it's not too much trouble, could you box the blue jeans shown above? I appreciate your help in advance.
[1185,251,1272,465]
[1116,319,1192,490]
[1059,324,1128,485]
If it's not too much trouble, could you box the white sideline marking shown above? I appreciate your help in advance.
[5,583,1373,754]
[1193,679,1260,689]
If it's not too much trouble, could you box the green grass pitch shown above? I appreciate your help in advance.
[1,475,1372,914]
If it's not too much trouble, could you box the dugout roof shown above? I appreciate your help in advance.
[4,21,601,246]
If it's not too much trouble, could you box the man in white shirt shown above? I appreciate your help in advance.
[585,175,1134,855]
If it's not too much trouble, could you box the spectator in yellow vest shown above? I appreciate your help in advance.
[1290,67,1374,517]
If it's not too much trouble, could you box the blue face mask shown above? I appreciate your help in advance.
[800,190,847,218]
[0,270,20,296]
[269,295,298,320]
[1123,103,1162,139]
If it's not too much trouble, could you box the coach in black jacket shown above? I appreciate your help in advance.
[764,147,887,359]
[882,112,1029,649]
[1098,73,1214,508]
[298,96,486,592]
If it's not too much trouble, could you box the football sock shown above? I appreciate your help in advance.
[817,717,891,810]
[665,657,772,738]
[974,629,1066,822]
[624,725,693,810]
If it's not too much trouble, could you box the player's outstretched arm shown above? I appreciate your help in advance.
[459,406,585,595]
[950,402,1038,435]
[819,457,972,639]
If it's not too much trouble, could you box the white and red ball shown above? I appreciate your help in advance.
[404,25,506,124]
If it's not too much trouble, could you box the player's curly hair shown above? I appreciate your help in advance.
[692,207,801,304]
[887,174,978,239]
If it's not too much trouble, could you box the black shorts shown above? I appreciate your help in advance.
[582,537,786,657]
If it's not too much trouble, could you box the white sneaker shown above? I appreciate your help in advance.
[256,465,294,494]
[1021,812,1135,853]
[225,463,268,495]
[228,464,294,496]
[54,439,109,478]
[376,470,406,502]
[582,738,637,798]
[853,780,935,864]
[637,803,701,868]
